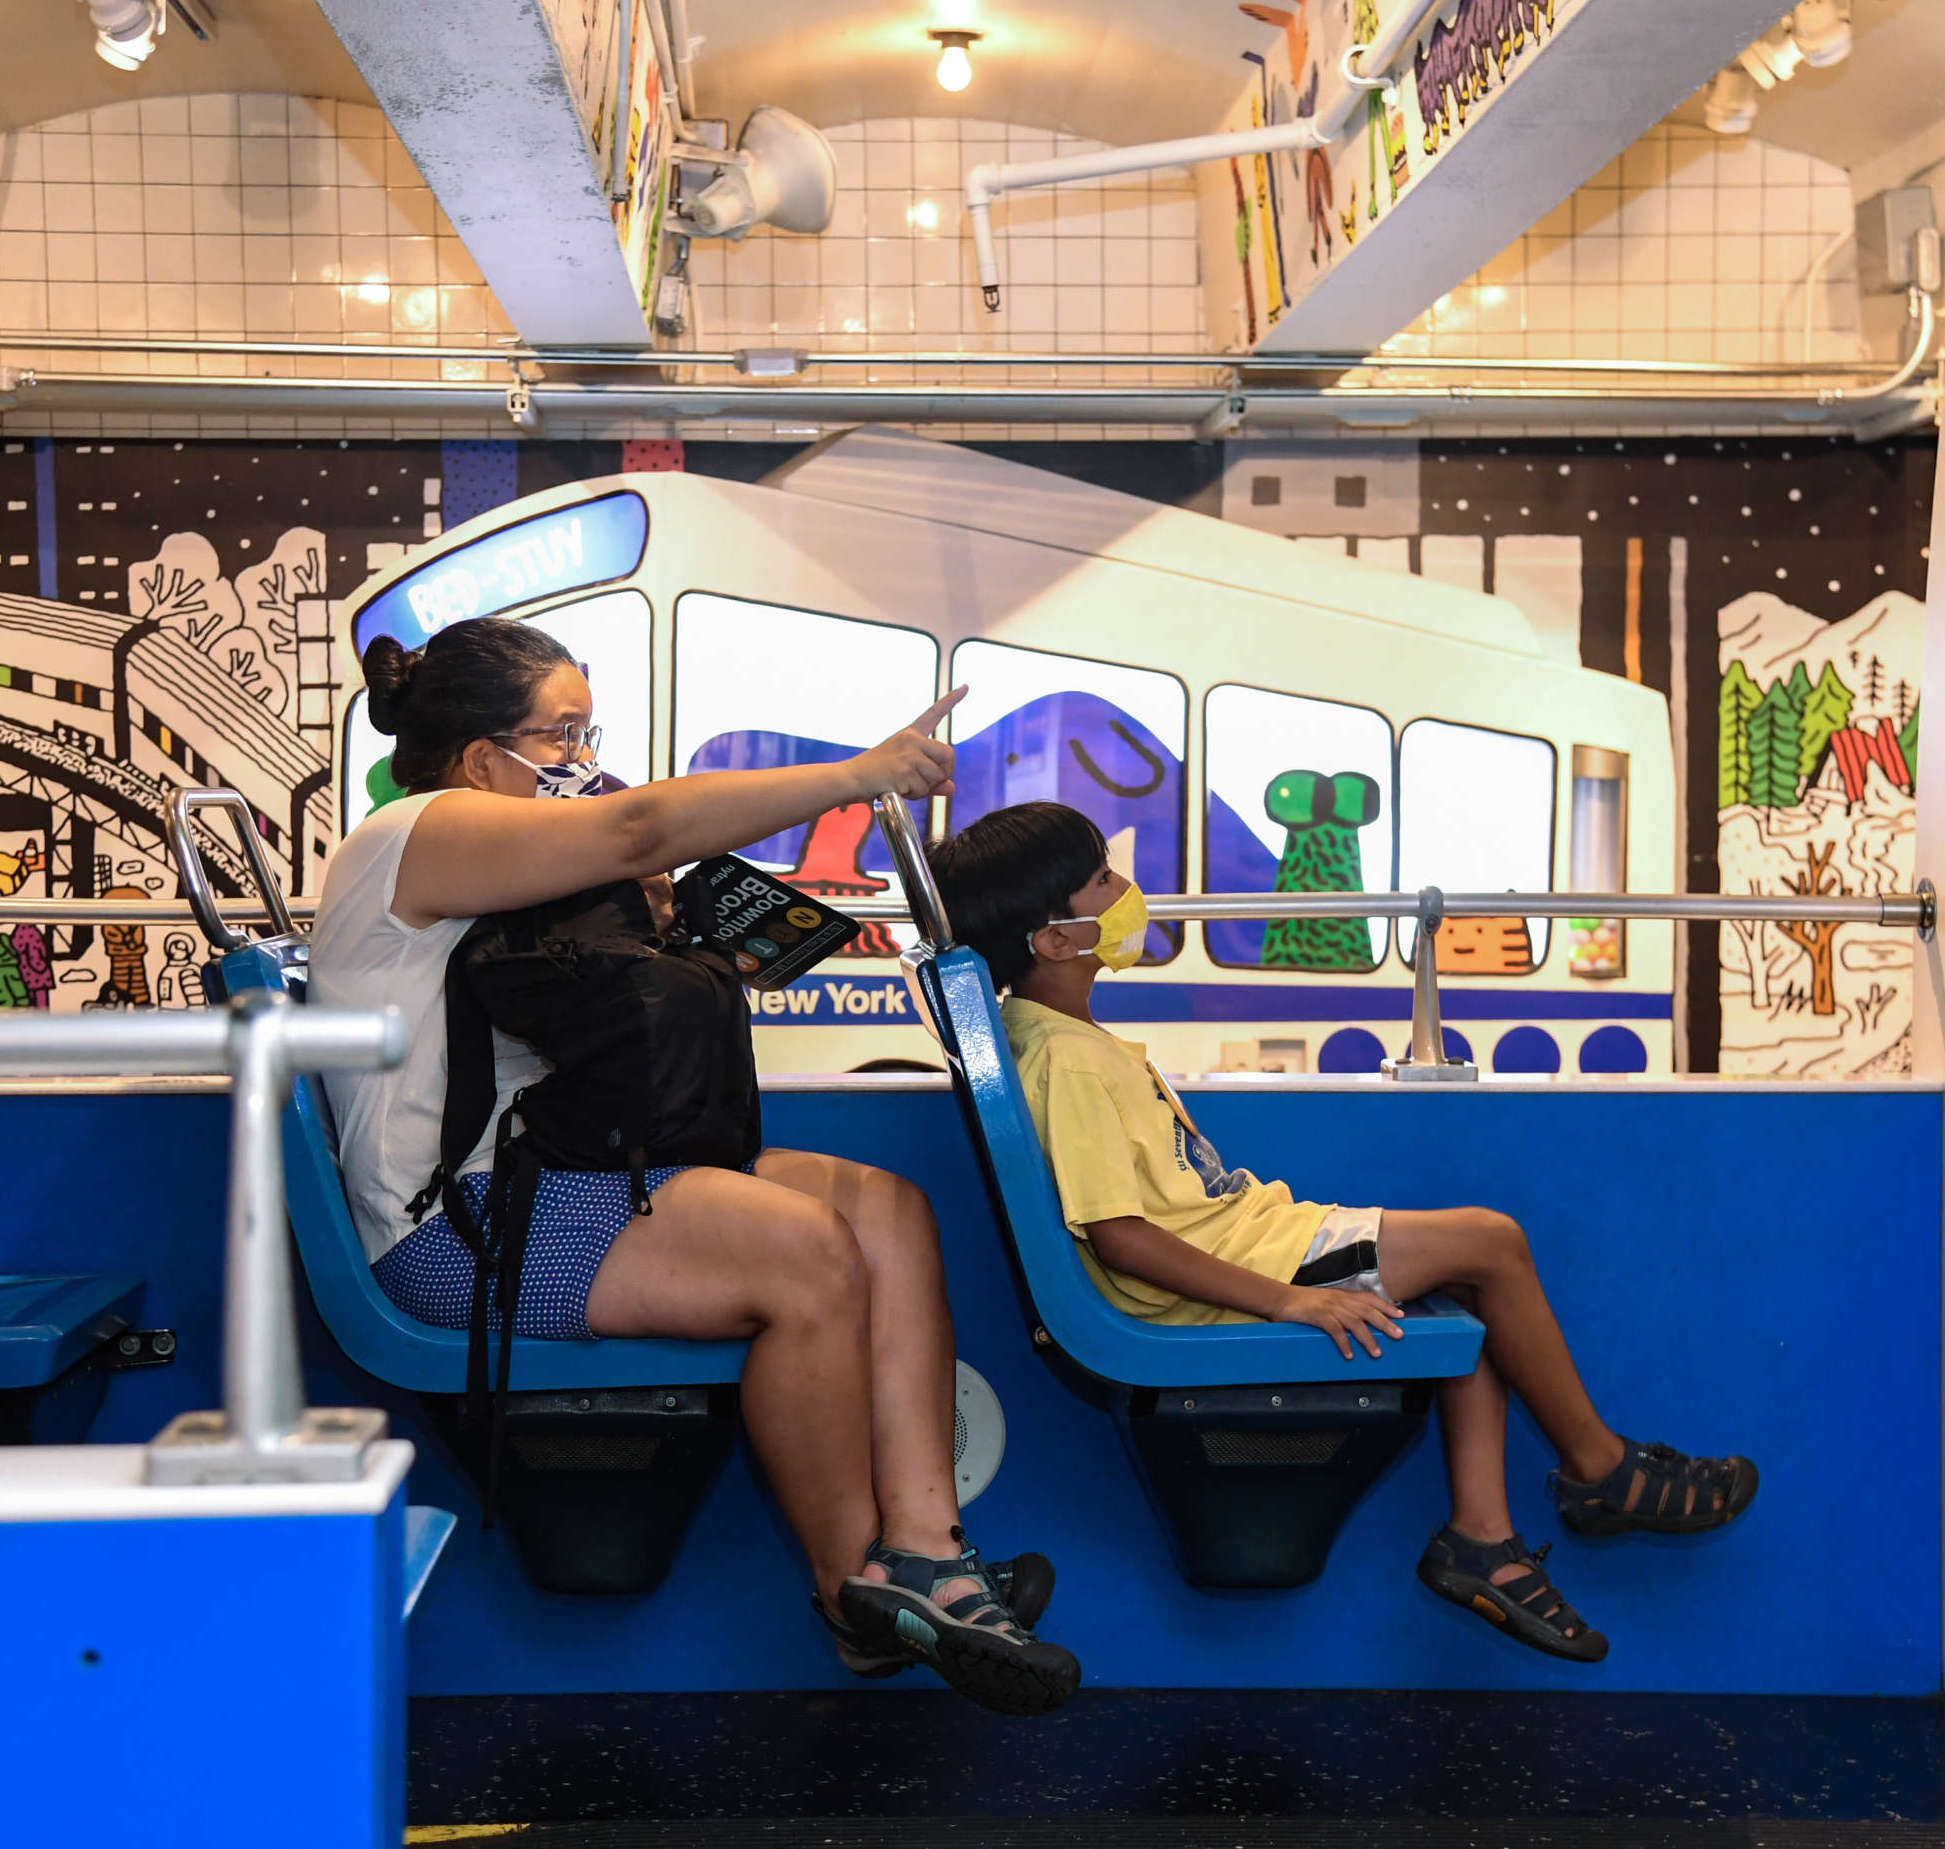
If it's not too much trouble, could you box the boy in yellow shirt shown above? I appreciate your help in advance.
[928,801,1758,1664]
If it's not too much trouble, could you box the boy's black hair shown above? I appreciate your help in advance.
[926,802,1107,992]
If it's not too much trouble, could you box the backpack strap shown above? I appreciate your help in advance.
[406,920,505,1246]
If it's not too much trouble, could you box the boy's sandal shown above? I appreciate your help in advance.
[837,1527,1081,1716]
[1417,1525,1609,1664]
[811,1549,1056,1681]
[1551,1438,1759,1537]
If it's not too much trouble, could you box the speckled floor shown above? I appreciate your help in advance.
[408,1692,1944,1836]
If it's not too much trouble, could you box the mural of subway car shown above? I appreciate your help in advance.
[337,430,1676,1078]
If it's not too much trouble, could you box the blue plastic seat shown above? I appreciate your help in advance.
[216,937,747,1395]
[915,943,1485,1588]
[0,1272,147,1445]
[919,945,1483,1385]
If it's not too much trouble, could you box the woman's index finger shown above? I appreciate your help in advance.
[909,685,969,738]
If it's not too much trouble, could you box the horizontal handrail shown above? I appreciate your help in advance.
[0,1001,405,1078]
[0,888,1933,931]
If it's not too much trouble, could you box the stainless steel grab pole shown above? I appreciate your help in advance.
[0,887,1933,934]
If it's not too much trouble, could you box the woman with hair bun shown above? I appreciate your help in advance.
[311,615,1078,1715]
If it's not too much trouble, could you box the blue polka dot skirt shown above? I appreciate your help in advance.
[373,1163,698,1341]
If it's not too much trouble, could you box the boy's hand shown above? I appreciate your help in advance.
[1273,1285,1404,1359]
[849,688,965,802]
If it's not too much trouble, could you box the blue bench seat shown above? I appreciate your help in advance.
[0,1272,146,1444]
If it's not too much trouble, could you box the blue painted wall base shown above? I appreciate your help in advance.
[0,1444,410,1849]
[0,1087,1934,1697]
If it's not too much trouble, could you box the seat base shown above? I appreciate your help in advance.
[1118,1380,1435,1588]
[427,1385,741,1596]
[0,1343,117,1446]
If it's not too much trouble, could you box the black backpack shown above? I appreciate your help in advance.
[408,878,761,1509]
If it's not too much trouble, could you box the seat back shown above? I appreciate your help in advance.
[214,937,747,1393]
[915,942,1484,1387]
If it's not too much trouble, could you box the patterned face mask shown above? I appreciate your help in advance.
[1086,881,1150,971]
[499,744,605,799]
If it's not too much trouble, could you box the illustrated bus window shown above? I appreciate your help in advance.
[1567,744,1628,980]
[674,593,939,957]
[948,638,1187,966]
[1204,684,1394,972]
[1397,719,1557,975]
[340,589,653,832]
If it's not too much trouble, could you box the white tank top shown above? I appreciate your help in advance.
[309,791,548,1263]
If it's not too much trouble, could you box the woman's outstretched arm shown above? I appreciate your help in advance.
[391,690,962,925]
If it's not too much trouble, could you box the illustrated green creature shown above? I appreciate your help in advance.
[1353,0,1406,219]
[0,933,29,1009]
[1262,768,1382,972]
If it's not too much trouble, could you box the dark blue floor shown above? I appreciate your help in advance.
[409,1692,1944,1834]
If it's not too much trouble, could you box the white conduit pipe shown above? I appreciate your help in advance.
[964,0,1449,310]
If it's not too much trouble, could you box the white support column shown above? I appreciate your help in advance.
[314,0,654,346]
[1909,427,1945,1081]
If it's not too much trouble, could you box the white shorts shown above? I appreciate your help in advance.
[1291,1205,1389,1301]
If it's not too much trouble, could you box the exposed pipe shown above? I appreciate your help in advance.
[639,0,685,136]
[664,0,698,121]
[964,0,1449,308]
[5,370,1931,438]
[1815,285,1935,404]
[0,330,1912,381]
[607,0,635,203]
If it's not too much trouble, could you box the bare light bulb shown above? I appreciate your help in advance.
[936,41,973,92]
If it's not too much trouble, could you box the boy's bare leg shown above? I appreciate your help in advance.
[1430,1281,1517,1542]
[1377,1208,1625,1488]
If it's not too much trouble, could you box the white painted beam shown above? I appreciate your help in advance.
[314,0,652,345]
[1202,0,1799,355]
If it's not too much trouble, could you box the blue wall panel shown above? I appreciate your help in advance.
[0,1087,1935,1697]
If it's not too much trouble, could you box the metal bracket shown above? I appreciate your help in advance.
[106,1328,177,1370]
[146,1404,389,1486]
[1920,877,1936,942]
[1381,886,1478,1084]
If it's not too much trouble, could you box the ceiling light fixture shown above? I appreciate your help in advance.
[929,28,981,94]
[1702,65,1758,135]
[82,0,167,71]
[1789,0,1852,68]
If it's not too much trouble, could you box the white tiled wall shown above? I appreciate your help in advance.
[0,98,1873,441]
[0,93,509,392]
[685,117,1207,439]
[1386,125,1862,365]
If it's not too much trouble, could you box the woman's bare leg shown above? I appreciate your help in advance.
[582,1166,879,1608]
[755,1148,964,1561]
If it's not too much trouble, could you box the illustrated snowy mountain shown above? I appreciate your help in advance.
[1719,590,1923,714]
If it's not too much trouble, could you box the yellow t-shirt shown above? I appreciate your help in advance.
[1002,995,1331,1326]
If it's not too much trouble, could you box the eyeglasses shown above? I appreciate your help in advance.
[493,721,602,760]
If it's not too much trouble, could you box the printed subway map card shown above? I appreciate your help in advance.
[675,854,862,990]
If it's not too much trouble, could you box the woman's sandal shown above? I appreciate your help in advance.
[813,1551,1056,1681]
[1417,1525,1609,1663]
[1550,1438,1759,1537]
[837,1528,1081,1715]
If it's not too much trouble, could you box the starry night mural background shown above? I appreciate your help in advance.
[0,430,1931,1069]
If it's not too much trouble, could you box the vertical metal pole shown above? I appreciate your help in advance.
[222,998,307,1456]
[1408,898,1454,1065]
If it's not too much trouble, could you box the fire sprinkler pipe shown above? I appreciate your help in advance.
[964,0,1450,310]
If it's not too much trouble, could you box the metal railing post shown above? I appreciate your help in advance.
[1381,889,1478,1084]
[220,995,308,1457]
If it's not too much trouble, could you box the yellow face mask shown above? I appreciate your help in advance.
[1085,881,1149,971]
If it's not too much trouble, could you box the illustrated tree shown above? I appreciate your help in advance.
[1747,678,1803,810]
[1895,680,1914,730]
[1717,658,1760,808]
[1778,840,1842,1016]
[1865,655,1886,708]
[1786,659,1813,712]
[1900,697,1920,778]
[1797,660,1854,783]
